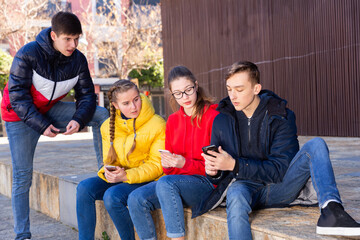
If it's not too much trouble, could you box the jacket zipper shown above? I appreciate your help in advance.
[123,120,129,162]
[262,110,269,154]
[123,135,128,162]
[248,117,251,143]
[47,59,58,106]
[183,113,187,156]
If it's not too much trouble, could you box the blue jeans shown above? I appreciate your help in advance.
[128,175,214,240]
[5,101,108,240]
[76,176,148,240]
[226,137,341,240]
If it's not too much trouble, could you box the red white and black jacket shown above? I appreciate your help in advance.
[1,27,96,134]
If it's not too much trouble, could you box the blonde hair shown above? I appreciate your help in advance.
[105,80,140,165]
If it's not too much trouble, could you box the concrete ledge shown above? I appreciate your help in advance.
[0,136,359,239]
[59,173,98,228]
[0,161,60,220]
[94,204,229,240]
[30,172,60,220]
[0,162,11,198]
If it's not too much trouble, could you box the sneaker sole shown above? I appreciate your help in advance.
[317,226,360,236]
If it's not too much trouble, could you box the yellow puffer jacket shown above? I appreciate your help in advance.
[98,94,165,184]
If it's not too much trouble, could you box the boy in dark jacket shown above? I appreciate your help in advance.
[1,12,108,240]
[201,61,360,239]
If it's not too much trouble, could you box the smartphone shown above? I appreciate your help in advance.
[51,128,66,134]
[158,149,171,154]
[105,165,117,171]
[202,145,219,157]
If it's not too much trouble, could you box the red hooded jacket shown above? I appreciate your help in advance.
[163,104,219,176]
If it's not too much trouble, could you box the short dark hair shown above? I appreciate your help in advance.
[225,61,260,85]
[51,11,82,36]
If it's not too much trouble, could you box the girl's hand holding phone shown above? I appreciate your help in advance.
[104,166,128,183]
[159,150,185,168]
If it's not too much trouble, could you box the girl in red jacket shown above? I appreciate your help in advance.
[128,66,218,240]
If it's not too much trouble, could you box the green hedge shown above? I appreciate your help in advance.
[128,60,164,88]
[0,49,13,90]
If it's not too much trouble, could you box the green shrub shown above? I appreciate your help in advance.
[128,60,164,88]
[101,231,110,240]
[0,50,13,91]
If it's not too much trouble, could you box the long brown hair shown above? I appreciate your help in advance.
[105,80,140,165]
[168,66,213,127]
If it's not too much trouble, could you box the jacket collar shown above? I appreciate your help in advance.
[35,27,75,63]
[217,90,288,119]
[116,93,155,129]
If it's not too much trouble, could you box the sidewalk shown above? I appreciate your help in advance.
[0,194,78,240]
[0,133,360,239]
[0,133,93,240]
[0,132,99,177]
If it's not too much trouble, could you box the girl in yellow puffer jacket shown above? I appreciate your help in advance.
[76,80,165,240]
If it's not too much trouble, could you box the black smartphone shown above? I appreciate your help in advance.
[51,128,66,134]
[105,165,117,171]
[202,145,219,157]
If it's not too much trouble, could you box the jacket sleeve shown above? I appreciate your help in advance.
[72,54,96,130]
[162,118,175,175]
[177,155,206,175]
[97,118,110,182]
[124,117,165,184]
[233,110,299,184]
[206,115,228,185]
[8,52,51,133]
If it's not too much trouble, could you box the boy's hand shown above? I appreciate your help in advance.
[205,164,218,176]
[43,124,58,137]
[63,120,80,135]
[201,146,235,172]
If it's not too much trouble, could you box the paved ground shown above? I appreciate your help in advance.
[0,133,93,240]
[0,194,78,240]
[0,133,99,177]
[0,133,359,239]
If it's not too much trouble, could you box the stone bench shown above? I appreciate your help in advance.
[0,135,359,240]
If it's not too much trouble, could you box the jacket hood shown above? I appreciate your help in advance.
[116,93,155,129]
[36,28,57,58]
[217,90,288,119]
[35,27,76,62]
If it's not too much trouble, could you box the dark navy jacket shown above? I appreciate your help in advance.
[192,90,299,217]
[1,27,96,133]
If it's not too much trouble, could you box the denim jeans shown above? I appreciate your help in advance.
[128,181,160,240]
[5,101,108,240]
[76,176,148,240]
[226,137,341,240]
[45,101,109,168]
[128,175,214,240]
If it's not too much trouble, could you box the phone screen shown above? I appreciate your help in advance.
[159,149,171,154]
[105,166,117,171]
[51,128,66,134]
[202,145,219,157]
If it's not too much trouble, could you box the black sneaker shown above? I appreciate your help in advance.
[316,201,360,236]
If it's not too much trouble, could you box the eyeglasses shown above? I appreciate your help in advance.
[171,86,196,99]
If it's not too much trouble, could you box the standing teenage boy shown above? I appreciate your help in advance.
[1,12,108,240]
[198,61,360,239]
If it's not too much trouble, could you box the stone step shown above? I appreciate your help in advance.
[0,134,360,239]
